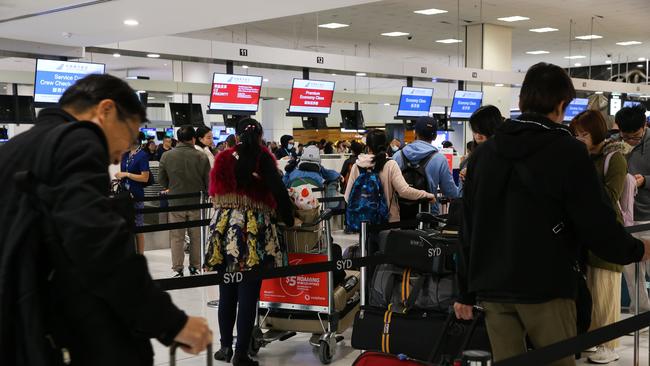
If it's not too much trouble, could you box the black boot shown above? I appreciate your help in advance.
[232,352,259,366]
[213,347,233,363]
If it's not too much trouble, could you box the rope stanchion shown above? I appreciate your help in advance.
[136,203,212,214]
[134,192,203,202]
[135,219,210,234]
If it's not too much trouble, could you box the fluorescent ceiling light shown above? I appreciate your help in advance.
[136,90,146,93]
[526,50,550,55]
[123,19,139,26]
[529,27,558,33]
[607,67,612,70]
[318,23,349,29]
[638,57,647,61]
[242,65,249,69]
[495,83,504,87]
[278,97,285,101]
[617,41,642,46]
[436,38,463,44]
[384,103,391,106]
[638,64,645,68]
[574,63,582,67]
[263,78,269,82]
[605,60,612,64]
[331,73,337,76]
[497,16,529,22]
[564,55,586,59]
[575,35,603,40]
[112,53,121,58]
[146,53,160,58]
[381,31,410,37]
[595,91,604,95]
[414,8,448,15]
[356,72,367,76]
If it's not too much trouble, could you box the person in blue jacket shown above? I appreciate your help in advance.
[393,117,459,215]
[283,145,340,188]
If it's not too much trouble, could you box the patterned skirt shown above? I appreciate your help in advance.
[204,207,287,272]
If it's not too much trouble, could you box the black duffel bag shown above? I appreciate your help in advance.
[380,229,457,274]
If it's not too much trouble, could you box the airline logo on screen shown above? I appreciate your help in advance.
[289,79,335,114]
[34,60,105,104]
[210,74,262,112]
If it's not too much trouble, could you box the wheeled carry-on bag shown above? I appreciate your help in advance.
[170,343,212,366]
[351,307,489,364]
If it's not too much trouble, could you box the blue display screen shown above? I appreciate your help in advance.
[563,98,589,121]
[166,128,174,138]
[624,101,641,108]
[34,59,105,104]
[140,128,157,139]
[450,91,483,119]
[396,87,434,117]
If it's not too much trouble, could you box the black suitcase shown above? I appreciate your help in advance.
[351,306,490,363]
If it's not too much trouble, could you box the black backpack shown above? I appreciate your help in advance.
[398,151,435,220]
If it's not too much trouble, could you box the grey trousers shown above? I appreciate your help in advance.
[169,210,202,272]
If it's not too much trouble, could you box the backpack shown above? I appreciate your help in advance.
[398,151,435,220]
[287,176,322,210]
[604,151,637,227]
[345,168,389,232]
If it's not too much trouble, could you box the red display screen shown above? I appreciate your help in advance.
[288,79,335,115]
[209,73,263,112]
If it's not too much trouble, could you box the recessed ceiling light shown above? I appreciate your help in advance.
[318,23,349,29]
[564,55,586,59]
[123,19,139,26]
[384,103,391,106]
[529,27,558,33]
[617,41,642,46]
[495,83,505,87]
[112,53,121,58]
[575,35,603,40]
[638,64,645,68]
[242,65,249,69]
[607,67,612,70]
[146,53,160,58]
[638,57,646,61]
[526,50,550,55]
[381,31,410,37]
[331,73,337,76]
[605,60,613,64]
[136,90,146,93]
[497,16,529,22]
[278,97,285,101]
[414,8,448,15]
[436,38,463,44]
[356,72,367,76]
[595,91,604,95]
[574,63,582,67]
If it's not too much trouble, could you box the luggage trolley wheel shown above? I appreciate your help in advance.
[249,326,263,356]
[317,333,337,364]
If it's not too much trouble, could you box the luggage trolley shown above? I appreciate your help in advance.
[251,195,360,364]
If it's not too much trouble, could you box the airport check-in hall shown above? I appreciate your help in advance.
[1,1,650,366]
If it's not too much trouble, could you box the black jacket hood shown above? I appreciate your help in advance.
[493,113,574,160]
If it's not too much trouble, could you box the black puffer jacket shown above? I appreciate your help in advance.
[459,113,643,304]
[0,109,187,365]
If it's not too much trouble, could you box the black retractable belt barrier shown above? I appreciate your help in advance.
[135,203,212,214]
[318,196,346,203]
[133,192,203,202]
[367,220,418,232]
[154,255,386,291]
[135,219,210,234]
[627,223,650,234]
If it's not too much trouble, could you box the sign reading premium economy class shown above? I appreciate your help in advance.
[34,59,105,104]
[288,79,335,115]
[209,73,263,112]
[396,87,434,117]
[449,90,483,119]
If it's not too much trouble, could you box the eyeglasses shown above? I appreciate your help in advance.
[621,131,645,143]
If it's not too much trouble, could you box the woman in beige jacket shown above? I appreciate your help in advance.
[345,129,435,222]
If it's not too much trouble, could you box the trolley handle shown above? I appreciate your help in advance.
[170,343,213,366]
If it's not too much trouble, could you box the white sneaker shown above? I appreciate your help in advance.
[588,346,619,364]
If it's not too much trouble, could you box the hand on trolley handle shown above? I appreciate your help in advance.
[174,316,213,355]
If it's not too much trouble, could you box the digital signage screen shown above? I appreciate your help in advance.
[563,98,589,121]
[449,90,483,119]
[624,101,641,108]
[209,73,263,113]
[34,59,105,105]
[140,128,157,140]
[396,87,434,117]
[288,79,335,115]
[212,126,236,144]
[0,95,36,123]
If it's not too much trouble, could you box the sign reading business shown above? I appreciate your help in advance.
[449,90,483,119]
[288,79,335,115]
[209,73,263,113]
[34,59,105,104]
[396,87,434,117]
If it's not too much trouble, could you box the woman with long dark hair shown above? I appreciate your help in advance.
[195,125,215,168]
[205,118,294,366]
[344,129,435,222]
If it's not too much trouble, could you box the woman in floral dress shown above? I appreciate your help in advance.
[205,118,294,366]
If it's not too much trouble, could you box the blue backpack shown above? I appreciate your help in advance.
[345,168,390,232]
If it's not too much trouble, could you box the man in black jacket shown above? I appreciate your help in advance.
[0,74,211,365]
[454,63,650,366]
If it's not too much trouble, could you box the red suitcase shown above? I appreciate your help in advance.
[352,351,429,366]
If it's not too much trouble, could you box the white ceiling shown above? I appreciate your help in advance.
[179,0,650,71]
[0,0,380,46]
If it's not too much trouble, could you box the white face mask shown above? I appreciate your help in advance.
[392,145,399,152]
[287,144,294,150]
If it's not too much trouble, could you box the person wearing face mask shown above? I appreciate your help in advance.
[0,74,212,365]
[275,135,297,160]
[387,139,401,157]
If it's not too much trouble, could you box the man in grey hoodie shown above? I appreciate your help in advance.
[617,105,650,313]
[393,117,459,215]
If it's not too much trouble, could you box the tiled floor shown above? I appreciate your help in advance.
[146,231,650,366]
